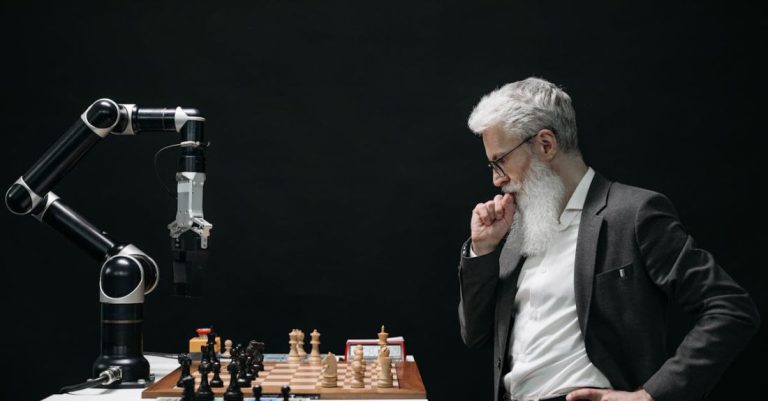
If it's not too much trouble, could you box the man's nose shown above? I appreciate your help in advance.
[493,172,509,187]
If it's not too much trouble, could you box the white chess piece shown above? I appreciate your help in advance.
[320,352,338,388]
[309,329,322,365]
[351,345,365,388]
[377,346,393,388]
[223,339,233,357]
[288,329,301,363]
[297,329,307,357]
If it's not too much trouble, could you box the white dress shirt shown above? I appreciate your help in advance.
[477,168,610,400]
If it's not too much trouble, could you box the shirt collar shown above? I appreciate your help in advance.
[564,167,595,211]
[558,167,595,228]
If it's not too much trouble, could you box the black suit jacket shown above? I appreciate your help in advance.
[457,172,760,401]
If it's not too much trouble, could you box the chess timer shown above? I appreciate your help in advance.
[189,328,222,354]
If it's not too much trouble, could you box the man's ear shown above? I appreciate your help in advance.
[534,128,558,161]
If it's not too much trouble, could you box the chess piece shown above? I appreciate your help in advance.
[309,329,322,365]
[377,346,394,388]
[236,353,251,387]
[351,345,365,388]
[281,385,291,401]
[195,361,214,401]
[223,339,233,357]
[297,330,307,357]
[180,375,196,401]
[378,325,389,348]
[252,385,262,401]
[224,362,244,401]
[250,340,265,371]
[177,353,193,388]
[207,330,219,362]
[210,360,224,387]
[288,329,301,363]
[320,352,338,388]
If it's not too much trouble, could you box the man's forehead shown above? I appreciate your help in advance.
[482,125,516,156]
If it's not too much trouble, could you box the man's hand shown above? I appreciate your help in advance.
[566,388,654,401]
[470,193,515,256]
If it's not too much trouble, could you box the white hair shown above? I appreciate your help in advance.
[468,77,580,153]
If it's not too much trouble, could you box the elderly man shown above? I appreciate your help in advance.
[457,77,759,401]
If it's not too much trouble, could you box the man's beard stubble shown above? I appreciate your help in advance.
[502,158,566,257]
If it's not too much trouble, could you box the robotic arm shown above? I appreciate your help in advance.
[5,98,212,386]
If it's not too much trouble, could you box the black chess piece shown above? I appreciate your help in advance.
[236,354,251,388]
[281,385,291,401]
[195,361,214,401]
[252,341,265,372]
[180,376,196,401]
[208,330,219,363]
[244,355,255,381]
[224,362,244,401]
[210,360,224,387]
[201,344,211,365]
[251,385,262,401]
[177,353,193,388]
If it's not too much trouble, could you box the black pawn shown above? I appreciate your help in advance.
[177,354,193,387]
[236,355,251,388]
[281,385,291,401]
[195,362,214,401]
[251,385,262,401]
[210,361,224,387]
[224,362,244,401]
[180,376,196,401]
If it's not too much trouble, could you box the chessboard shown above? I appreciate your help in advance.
[142,359,427,399]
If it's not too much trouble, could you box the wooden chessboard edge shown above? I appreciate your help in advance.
[141,360,427,399]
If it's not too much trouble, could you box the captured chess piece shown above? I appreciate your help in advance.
[281,385,291,401]
[224,362,244,401]
[177,353,193,388]
[377,345,394,388]
[309,329,322,365]
[351,345,365,388]
[320,352,338,388]
[252,385,262,401]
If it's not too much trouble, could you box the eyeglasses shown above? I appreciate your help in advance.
[487,135,534,177]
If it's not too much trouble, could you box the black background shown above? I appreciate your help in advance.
[1,1,765,400]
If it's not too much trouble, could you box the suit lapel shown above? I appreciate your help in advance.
[574,173,611,337]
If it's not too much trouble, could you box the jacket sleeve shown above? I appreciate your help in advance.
[636,193,760,401]
[458,238,503,349]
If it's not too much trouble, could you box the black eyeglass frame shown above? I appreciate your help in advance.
[487,135,535,177]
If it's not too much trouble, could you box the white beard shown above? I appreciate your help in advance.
[502,158,565,256]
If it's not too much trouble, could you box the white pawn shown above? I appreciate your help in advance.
[222,339,233,358]
[351,345,365,388]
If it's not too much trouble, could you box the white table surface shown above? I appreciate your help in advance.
[42,354,427,401]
